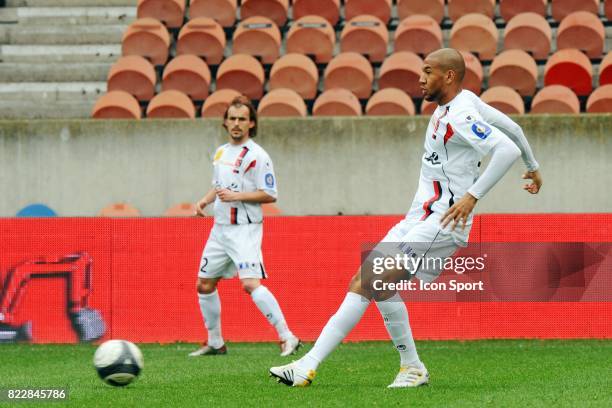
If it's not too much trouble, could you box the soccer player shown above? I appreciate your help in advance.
[189,96,301,357]
[270,48,542,387]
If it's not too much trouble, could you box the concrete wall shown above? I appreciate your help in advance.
[0,115,610,216]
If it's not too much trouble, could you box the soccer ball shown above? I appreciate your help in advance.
[93,340,143,386]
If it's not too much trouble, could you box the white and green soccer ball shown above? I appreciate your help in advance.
[93,340,143,387]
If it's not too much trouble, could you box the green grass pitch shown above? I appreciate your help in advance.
[1,340,611,407]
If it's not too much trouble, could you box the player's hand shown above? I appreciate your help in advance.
[522,170,542,194]
[441,193,478,231]
[216,189,240,202]
[195,199,207,217]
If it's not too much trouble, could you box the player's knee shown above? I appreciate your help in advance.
[197,279,217,294]
[349,269,373,299]
[241,278,260,294]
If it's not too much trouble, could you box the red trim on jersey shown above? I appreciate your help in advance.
[443,123,455,145]
[233,147,250,174]
[244,160,257,174]
[231,208,238,224]
[420,180,442,220]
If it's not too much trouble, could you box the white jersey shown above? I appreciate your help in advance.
[211,139,277,225]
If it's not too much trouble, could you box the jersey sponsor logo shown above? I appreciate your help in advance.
[471,121,492,139]
[265,173,275,188]
[465,115,475,123]
[425,151,440,165]
[213,149,224,162]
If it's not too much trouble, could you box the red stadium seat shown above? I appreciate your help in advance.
[394,15,443,57]
[397,0,444,23]
[107,55,156,101]
[556,11,605,59]
[459,51,483,95]
[161,55,211,100]
[449,13,498,61]
[340,15,389,63]
[176,17,226,65]
[215,54,265,100]
[201,89,242,117]
[99,202,141,217]
[544,49,593,96]
[447,0,495,22]
[232,16,281,65]
[531,85,580,113]
[286,15,335,64]
[324,52,373,99]
[598,52,612,86]
[420,99,437,115]
[240,0,288,27]
[146,90,196,118]
[258,88,307,117]
[92,91,142,119]
[503,12,552,60]
[366,88,415,116]
[499,0,546,22]
[551,0,599,22]
[137,0,185,28]
[606,1,612,21]
[292,0,340,26]
[122,18,170,65]
[378,51,423,98]
[480,86,525,114]
[586,84,612,113]
[488,50,538,96]
[164,202,197,216]
[345,0,391,24]
[189,0,237,27]
[313,88,362,116]
[269,53,319,99]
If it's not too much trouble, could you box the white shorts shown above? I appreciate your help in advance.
[198,223,267,280]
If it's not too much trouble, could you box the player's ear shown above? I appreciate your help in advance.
[249,121,255,129]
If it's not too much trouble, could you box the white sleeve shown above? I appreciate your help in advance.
[254,152,278,198]
[467,137,521,199]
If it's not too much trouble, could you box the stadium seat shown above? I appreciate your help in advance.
[394,15,443,57]
[598,52,612,86]
[286,15,335,64]
[269,53,319,99]
[201,89,242,117]
[16,203,57,217]
[530,85,580,114]
[189,0,237,27]
[447,0,495,22]
[324,52,373,99]
[92,91,142,119]
[488,50,538,96]
[606,1,612,21]
[397,0,444,23]
[215,54,265,100]
[313,88,362,116]
[499,0,547,22]
[551,0,599,22]
[240,0,288,27]
[556,11,605,59]
[449,13,498,61]
[503,12,552,60]
[176,17,226,65]
[161,55,211,100]
[459,51,483,95]
[365,88,415,116]
[146,90,196,118]
[258,88,307,117]
[340,15,389,63]
[378,51,423,98]
[544,49,593,96]
[345,0,392,24]
[586,84,612,113]
[480,86,525,114]
[122,18,170,65]
[292,0,340,26]
[232,16,282,65]
[164,202,197,216]
[137,0,185,29]
[107,55,156,101]
[99,202,141,217]
[420,99,437,115]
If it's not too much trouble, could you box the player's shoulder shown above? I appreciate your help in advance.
[247,140,271,159]
[447,91,484,125]
[213,143,230,161]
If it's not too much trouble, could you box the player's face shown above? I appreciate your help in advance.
[419,59,446,103]
[225,105,254,143]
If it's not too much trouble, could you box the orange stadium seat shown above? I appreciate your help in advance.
[164,202,197,216]
[201,89,242,117]
[530,85,580,114]
[544,49,593,96]
[176,17,226,65]
[420,99,436,115]
[488,50,538,96]
[499,0,546,22]
[286,15,335,64]
[215,54,265,100]
[323,52,373,99]
[378,51,424,98]
[122,18,170,65]
[606,1,612,21]
[459,51,483,95]
[313,88,362,116]
[366,88,415,116]
[232,16,282,65]
[240,0,288,27]
[99,202,141,217]
[551,0,599,22]
[107,55,156,101]
[292,0,340,26]
[447,0,495,22]
[503,12,552,60]
[586,84,612,113]
[340,15,389,63]
[257,88,307,117]
[480,86,525,114]
[161,55,211,100]
[146,90,196,118]
[598,52,612,86]
[556,11,605,59]
[269,53,319,99]
[449,13,498,61]
[345,0,391,24]
[394,15,443,57]
[397,0,444,23]
[137,0,185,28]
[189,0,237,27]
[92,91,142,119]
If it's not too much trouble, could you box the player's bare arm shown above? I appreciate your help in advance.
[523,170,542,194]
[196,188,217,216]
[216,189,276,203]
[441,193,478,231]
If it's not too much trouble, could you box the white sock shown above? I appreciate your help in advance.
[198,291,224,348]
[250,285,293,341]
[298,292,369,372]
[375,292,423,368]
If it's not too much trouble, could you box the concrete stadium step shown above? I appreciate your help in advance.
[0,99,95,118]
[0,82,106,101]
[0,62,111,82]
[0,44,121,63]
[0,24,126,44]
[0,7,136,25]
[5,0,135,6]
